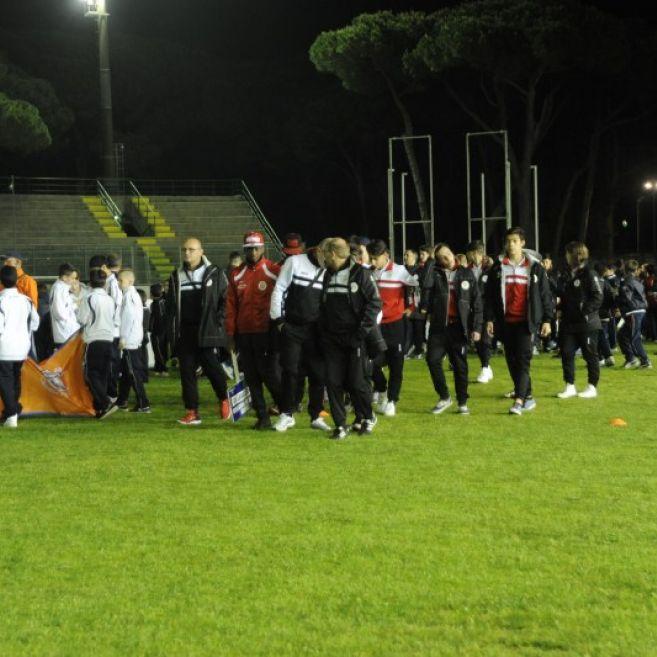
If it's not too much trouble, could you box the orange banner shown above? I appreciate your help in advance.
[0,335,95,417]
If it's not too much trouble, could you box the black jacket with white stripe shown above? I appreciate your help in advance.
[270,252,324,326]
[320,259,382,343]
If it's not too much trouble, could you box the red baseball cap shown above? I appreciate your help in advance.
[243,231,265,248]
[282,232,304,256]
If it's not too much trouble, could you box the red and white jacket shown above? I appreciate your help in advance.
[373,259,418,324]
[226,258,280,335]
[500,256,531,322]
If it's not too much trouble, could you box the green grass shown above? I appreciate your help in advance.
[1,352,656,656]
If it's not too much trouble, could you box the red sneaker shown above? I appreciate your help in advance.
[177,409,201,426]
[220,399,231,420]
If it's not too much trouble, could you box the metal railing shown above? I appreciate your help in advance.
[0,176,98,195]
[96,180,123,227]
[240,181,283,252]
[128,179,243,196]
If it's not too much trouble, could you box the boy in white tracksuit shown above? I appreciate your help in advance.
[76,269,118,419]
[116,270,150,412]
[0,265,40,428]
[50,263,80,348]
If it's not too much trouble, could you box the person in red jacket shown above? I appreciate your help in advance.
[226,231,283,430]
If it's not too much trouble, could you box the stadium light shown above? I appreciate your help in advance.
[82,0,114,178]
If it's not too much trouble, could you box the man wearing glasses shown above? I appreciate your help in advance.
[166,237,230,425]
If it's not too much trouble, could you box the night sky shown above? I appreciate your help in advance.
[2,0,657,253]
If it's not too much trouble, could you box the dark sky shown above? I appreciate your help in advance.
[3,0,654,59]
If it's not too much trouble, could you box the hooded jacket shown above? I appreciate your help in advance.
[558,263,603,333]
[617,274,648,317]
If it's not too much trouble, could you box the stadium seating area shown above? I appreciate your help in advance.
[0,180,280,282]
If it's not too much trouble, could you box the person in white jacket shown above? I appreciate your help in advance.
[116,270,150,412]
[50,263,81,348]
[76,268,118,420]
[0,265,40,428]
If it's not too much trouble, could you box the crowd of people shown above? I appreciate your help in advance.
[0,228,655,435]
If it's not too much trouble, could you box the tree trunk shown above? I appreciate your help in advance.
[551,167,585,256]
[385,78,431,244]
[602,133,621,257]
[338,146,369,236]
[578,131,601,243]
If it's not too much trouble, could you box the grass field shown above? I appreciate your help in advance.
[1,351,656,656]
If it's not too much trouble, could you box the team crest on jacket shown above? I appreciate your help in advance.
[258,281,267,291]
[574,279,581,287]
[482,274,488,283]
[461,280,470,290]
[350,282,359,293]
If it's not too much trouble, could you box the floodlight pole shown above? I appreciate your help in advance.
[531,165,539,252]
[86,0,115,179]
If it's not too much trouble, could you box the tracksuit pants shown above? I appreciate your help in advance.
[107,337,121,399]
[117,348,150,409]
[561,330,600,386]
[0,360,23,419]
[235,332,282,421]
[501,321,534,401]
[85,340,113,412]
[279,323,325,419]
[151,331,168,373]
[476,331,491,368]
[410,317,427,353]
[618,313,649,364]
[426,322,469,406]
[322,333,373,428]
[597,319,612,360]
[372,319,405,403]
[177,327,228,412]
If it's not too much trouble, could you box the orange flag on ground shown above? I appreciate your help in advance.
[0,335,95,417]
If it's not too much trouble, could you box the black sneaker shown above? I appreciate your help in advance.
[640,360,653,369]
[129,406,152,413]
[253,417,273,431]
[359,415,377,435]
[330,426,348,440]
[98,403,119,420]
[116,402,129,411]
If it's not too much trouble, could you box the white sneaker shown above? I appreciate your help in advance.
[431,398,452,414]
[476,366,493,383]
[557,384,577,399]
[310,417,332,432]
[3,414,18,428]
[274,413,296,432]
[372,392,381,405]
[382,401,396,417]
[376,395,388,414]
[578,384,598,399]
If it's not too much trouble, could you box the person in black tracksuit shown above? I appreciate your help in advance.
[422,243,482,414]
[484,227,553,415]
[166,238,229,425]
[594,262,616,366]
[149,283,169,375]
[270,247,328,432]
[556,242,603,398]
[466,240,494,382]
[616,260,652,369]
[319,238,382,439]
[408,246,434,357]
